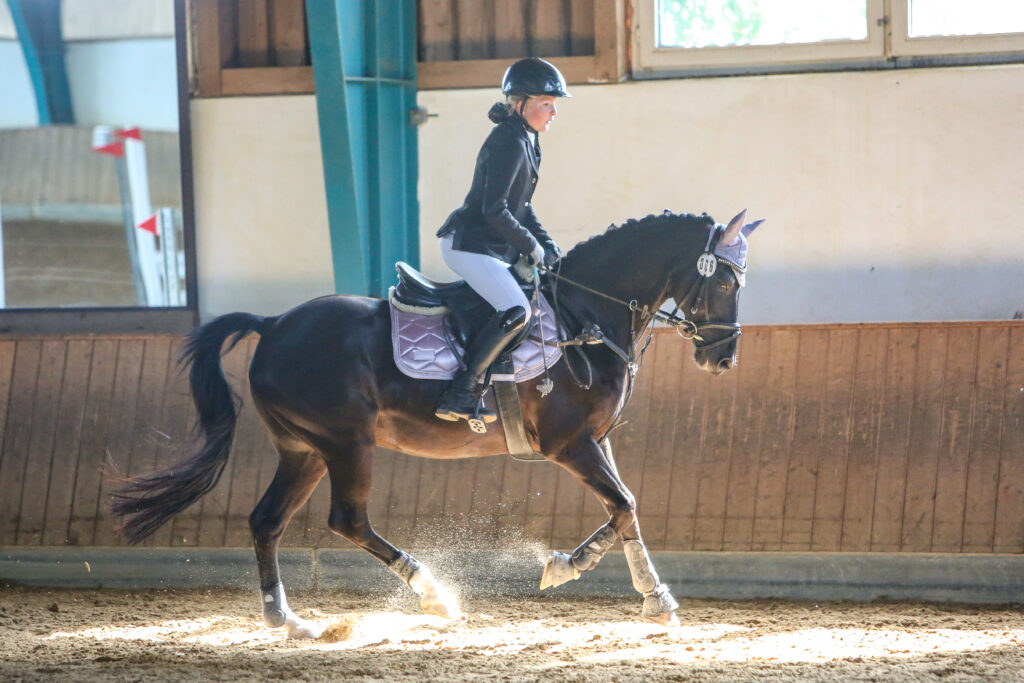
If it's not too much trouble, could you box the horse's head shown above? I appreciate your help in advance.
[675,210,763,376]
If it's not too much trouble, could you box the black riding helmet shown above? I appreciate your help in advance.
[501,57,572,98]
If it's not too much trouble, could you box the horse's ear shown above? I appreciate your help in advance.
[721,209,746,245]
[741,218,765,238]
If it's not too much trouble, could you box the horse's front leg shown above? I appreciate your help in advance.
[541,438,679,624]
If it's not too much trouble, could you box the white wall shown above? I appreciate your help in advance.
[418,64,1024,323]
[190,64,1024,323]
[190,96,335,321]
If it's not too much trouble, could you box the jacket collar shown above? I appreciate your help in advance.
[505,114,541,173]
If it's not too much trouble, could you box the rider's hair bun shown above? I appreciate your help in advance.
[488,101,513,123]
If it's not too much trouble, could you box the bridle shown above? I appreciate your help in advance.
[540,224,743,359]
[526,224,744,442]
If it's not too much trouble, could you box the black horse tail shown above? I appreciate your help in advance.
[109,312,265,544]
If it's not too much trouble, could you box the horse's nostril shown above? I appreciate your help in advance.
[718,357,734,370]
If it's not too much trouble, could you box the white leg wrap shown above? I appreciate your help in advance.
[624,540,679,624]
[623,539,659,593]
[262,582,289,628]
[389,551,461,619]
[571,524,618,572]
[261,582,323,639]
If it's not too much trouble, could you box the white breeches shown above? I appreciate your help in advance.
[440,235,531,321]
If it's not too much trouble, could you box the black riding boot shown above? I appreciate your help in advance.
[435,306,529,424]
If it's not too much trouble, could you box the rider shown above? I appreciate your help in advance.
[434,57,569,424]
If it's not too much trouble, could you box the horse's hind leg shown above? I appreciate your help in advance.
[250,444,327,639]
[317,429,461,619]
[542,437,679,624]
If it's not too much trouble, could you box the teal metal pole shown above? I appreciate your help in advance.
[305,0,369,295]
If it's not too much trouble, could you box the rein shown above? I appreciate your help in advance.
[530,224,744,443]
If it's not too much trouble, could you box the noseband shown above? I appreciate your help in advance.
[663,225,743,351]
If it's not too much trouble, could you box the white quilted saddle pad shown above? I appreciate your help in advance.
[390,295,563,382]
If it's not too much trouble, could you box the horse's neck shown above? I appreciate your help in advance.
[559,227,683,343]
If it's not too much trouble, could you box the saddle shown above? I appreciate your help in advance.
[389,261,562,383]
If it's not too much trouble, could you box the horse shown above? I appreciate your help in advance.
[110,209,762,638]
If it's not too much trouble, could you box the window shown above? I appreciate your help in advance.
[633,0,1024,76]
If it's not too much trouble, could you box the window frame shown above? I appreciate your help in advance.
[890,3,1024,57]
[0,0,198,334]
[632,0,1024,78]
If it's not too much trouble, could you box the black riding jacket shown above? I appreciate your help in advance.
[436,113,559,264]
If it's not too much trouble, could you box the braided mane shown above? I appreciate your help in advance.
[562,211,715,267]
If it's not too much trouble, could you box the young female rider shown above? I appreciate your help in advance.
[434,57,569,424]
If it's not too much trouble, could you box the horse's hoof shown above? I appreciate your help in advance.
[540,551,580,590]
[641,583,680,622]
[421,593,462,619]
[645,611,680,627]
[285,616,324,639]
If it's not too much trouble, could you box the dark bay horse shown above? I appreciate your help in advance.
[111,209,762,637]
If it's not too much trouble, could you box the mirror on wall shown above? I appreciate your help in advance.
[0,0,186,309]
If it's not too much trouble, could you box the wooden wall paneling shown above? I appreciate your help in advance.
[195,0,225,95]
[549,455,586,550]
[412,458,451,545]
[592,0,626,82]
[662,356,711,550]
[385,452,424,548]
[93,340,145,546]
[16,341,68,545]
[993,326,1024,553]
[219,66,315,95]
[40,340,92,546]
[193,338,248,547]
[530,0,570,56]
[522,452,559,545]
[721,327,771,550]
[962,327,1009,552]
[221,339,272,547]
[930,327,979,552]
[441,455,480,537]
[219,0,239,68]
[0,341,41,544]
[751,329,798,550]
[238,0,270,67]
[607,343,657,543]
[0,342,16,511]
[496,454,533,541]
[839,329,887,551]
[420,0,456,61]
[692,366,738,550]
[900,328,948,551]
[270,0,307,66]
[366,448,398,547]
[809,329,856,550]
[134,338,175,548]
[781,329,830,550]
[161,348,202,547]
[869,328,918,551]
[67,339,118,547]
[636,332,686,550]
[466,456,505,546]
[493,0,527,58]
[456,0,493,60]
[569,0,596,55]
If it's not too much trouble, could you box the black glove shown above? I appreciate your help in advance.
[543,244,561,268]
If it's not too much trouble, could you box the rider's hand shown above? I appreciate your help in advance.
[528,243,545,267]
[543,244,561,268]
